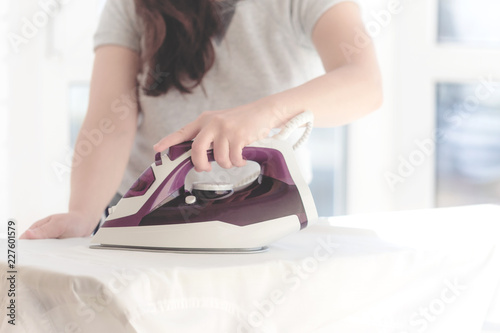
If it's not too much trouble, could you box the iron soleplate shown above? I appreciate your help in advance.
[89,244,268,254]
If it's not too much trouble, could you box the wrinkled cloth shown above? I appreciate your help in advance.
[1,205,499,332]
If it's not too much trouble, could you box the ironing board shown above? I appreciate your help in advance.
[1,205,499,333]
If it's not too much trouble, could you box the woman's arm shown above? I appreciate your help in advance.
[154,2,381,172]
[271,2,383,126]
[21,46,140,239]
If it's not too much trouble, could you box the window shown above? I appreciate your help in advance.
[438,0,500,47]
[393,0,500,210]
[436,83,500,207]
[307,128,347,216]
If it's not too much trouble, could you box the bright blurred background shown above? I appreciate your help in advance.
[2,0,500,234]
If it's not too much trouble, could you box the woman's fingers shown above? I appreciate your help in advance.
[21,227,51,240]
[193,137,246,171]
[20,216,51,239]
[20,212,96,240]
[191,133,214,172]
[154,105,274,170]
[20,216,66,239]
[154,122,200,152]
[213,137,231,169]
[229,141,246,167]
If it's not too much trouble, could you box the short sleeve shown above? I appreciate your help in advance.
[93,0,142,52]
[290,0,360,47]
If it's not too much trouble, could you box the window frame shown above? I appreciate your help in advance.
[391,0,500,210]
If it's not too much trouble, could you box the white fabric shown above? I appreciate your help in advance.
[1,205,500,333]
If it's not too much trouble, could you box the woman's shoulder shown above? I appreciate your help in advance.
[94,0,142,53]
[242,0,358,46]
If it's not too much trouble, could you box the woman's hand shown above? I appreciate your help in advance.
[154,98,291,172]
[20,212,99,240]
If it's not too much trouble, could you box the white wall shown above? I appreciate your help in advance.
[0,0,11,231]
[6,0,101,234]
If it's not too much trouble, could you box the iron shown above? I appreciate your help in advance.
[90,111,318,253]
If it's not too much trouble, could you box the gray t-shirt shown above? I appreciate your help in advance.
[94,0,355,194]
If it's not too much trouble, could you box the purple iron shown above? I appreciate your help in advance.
[90,111,318,253]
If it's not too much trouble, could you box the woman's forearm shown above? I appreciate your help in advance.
[68,118,137,226]
[264,2,382,128]
[267,63,383,128]
[68,46,141,228]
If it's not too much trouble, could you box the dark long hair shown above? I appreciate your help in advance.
[134,0,222,96]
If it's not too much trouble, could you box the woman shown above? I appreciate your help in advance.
[21,0,382,239]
